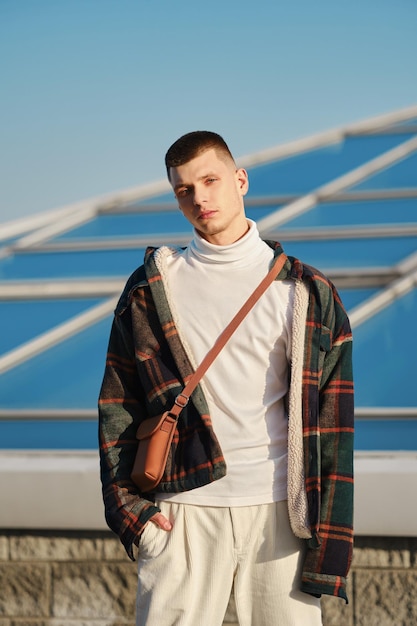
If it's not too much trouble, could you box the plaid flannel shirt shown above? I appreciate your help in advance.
[98,241,354,602]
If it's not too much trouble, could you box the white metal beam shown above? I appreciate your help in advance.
[0,278,124,300]
[0,296,118,374]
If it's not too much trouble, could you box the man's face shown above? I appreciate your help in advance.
[169,148,249,245]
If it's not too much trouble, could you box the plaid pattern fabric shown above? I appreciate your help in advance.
[98,242,354,600]
[285,250,354,602]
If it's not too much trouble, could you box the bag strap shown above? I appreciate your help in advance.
[169,252,288,419]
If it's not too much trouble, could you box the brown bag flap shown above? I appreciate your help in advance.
[135,412,175,440]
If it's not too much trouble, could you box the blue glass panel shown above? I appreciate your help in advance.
[280,198,417,229]
[352,152,417,190]
[355,419,417,451]
[338,288,380,311]
[0,298,104,354]
[54,211,191,240]
[245,134,415,196]
[0,420,97,450]
[353,288,417,406]
[281,236,417,269]
[0,248,147,280]
[0,316,112,409]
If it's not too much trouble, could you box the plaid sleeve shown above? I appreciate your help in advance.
[98,311,160,560]
[301,294,354,602]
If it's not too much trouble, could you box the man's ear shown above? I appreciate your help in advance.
[236,168,249,196]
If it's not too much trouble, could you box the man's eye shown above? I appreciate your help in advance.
[177,188,189,198]
[206,178,217,184]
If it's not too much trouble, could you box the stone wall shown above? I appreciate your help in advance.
[0,531,416,626]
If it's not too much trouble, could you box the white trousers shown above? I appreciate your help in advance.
[136,500,322,626]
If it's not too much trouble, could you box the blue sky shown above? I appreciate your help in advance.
[1,0,416,223]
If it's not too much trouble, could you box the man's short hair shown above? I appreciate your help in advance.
[165,131,235,180]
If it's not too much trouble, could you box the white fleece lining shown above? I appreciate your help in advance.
[153,246,201,373]
[287,280,312,539]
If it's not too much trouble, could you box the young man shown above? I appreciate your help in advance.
[99,131,354,626]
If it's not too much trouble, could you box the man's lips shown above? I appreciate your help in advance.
[198,210,217,220]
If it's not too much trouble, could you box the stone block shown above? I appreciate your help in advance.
[102,534,128,561]
[0,536,9,561]
[353,537,411,568]
[10,622,48,626]
[9,534,102,562]
[49,621,134,626]
[354,569,417,626]
[0,563,49,617]
[321,596,353,626]
[52,562,137,619]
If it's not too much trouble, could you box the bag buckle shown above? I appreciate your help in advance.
[174,393,189,409]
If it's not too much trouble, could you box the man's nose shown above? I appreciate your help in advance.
[193,186,207,207]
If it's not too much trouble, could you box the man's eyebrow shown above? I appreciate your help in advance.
[173,181,190,191]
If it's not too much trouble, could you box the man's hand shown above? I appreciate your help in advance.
[133,512,173,547]
[150,512,173,531]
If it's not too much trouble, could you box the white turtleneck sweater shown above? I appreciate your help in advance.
[156,220,294,506]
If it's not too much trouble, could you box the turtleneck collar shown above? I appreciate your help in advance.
[188,220,268,266]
